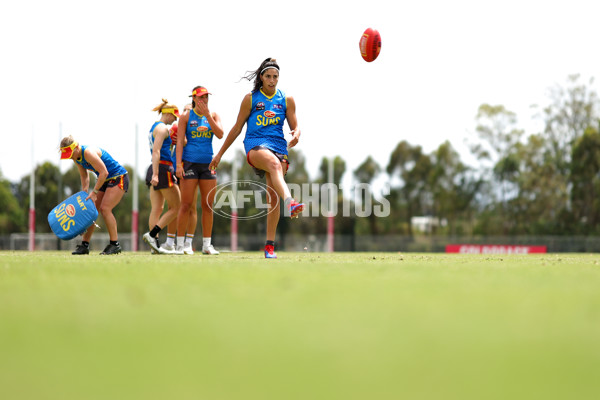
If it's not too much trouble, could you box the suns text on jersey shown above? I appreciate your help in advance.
[191,130,213,138]
[256,115,281,126]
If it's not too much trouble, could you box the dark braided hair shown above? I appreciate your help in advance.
[242,58,280,93]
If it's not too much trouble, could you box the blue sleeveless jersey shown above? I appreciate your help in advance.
[76,145,128,179]
[243,89,288,155]
[183,109,214,163]
[147,121,173,162]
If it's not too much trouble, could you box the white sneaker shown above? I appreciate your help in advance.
[161,243,175,252]
[183,242,194,255]
[158,246,174,255]
[202,245,220,255]
[173,245,185,255]
[143,232,161,253]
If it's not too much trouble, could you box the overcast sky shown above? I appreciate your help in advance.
[1,0,598,195]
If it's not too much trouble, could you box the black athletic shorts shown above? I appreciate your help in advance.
[145,162,176,190]
[247,146,289,178]
[100,174,129,193]
[182,161,216,180]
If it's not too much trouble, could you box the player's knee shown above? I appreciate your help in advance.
[271,161,283,174]
[99,204,113,216]
[180,202,191,213]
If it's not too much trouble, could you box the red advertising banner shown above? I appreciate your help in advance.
[446,245,548,254]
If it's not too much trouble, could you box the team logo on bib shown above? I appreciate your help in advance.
[264,110,276,118]
[65,204,76,217]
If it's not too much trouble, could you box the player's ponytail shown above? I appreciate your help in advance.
[151,99,169,114]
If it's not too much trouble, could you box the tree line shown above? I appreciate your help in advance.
[1,74,598,238]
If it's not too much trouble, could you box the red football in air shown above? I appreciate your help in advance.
[359,28,382,62]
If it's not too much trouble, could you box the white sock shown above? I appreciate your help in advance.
[203,237,211,249]
[185,234,194,245]
[177,236,185,247]
[166,234,175,246]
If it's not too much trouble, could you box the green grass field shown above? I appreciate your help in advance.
[1,251,599,400]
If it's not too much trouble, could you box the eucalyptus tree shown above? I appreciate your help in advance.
[354,155,381,234]
[429,141,481,235]
[0,170,24,234]
[387,141,433,236]
[570,126,600,233]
